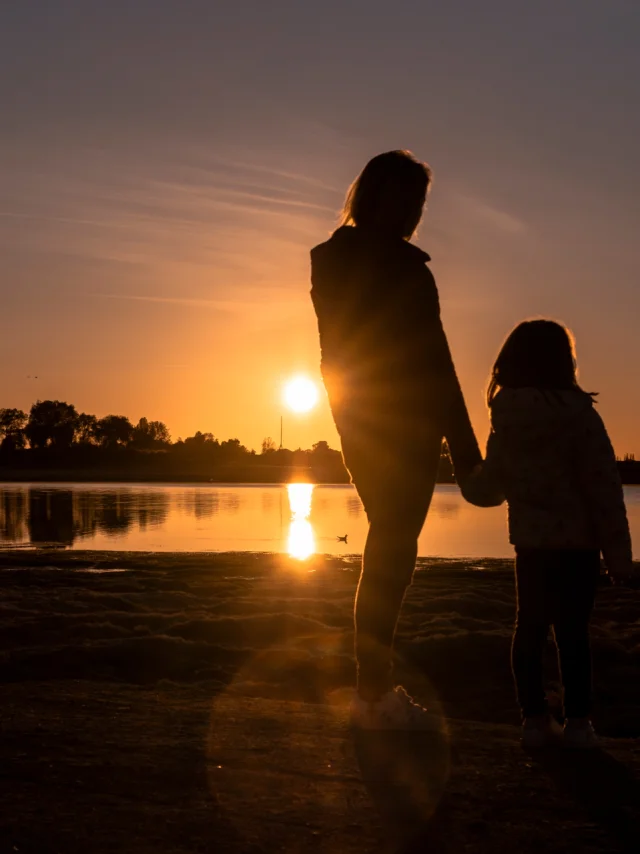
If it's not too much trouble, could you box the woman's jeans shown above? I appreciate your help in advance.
[513,547,601,720]
[342,427,443,701]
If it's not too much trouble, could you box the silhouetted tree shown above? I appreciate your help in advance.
[220,438,248,460]
[75,413,99,445]
[0,408,27,451]
[311,440,332,455]
[0,408,27,437]
[96,415,134,448]
[182,431,218,449]
[261,437,277,454]
[25,400,79,449]
[130,417,171,449]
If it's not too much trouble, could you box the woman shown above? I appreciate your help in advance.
[310,150,480,729]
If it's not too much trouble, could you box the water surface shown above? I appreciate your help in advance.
[0,482,638,559]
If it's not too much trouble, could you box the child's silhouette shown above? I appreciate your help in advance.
[463,319,633,749]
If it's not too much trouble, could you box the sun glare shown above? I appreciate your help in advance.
[283,376,319,414]
[286,482,315,560]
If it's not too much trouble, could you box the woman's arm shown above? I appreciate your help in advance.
[460,431,506,507]
[442,360,482,485]
[419,266,482,483]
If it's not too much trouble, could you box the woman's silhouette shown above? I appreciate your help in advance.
[311,151,480,728]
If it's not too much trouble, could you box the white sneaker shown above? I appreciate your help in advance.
[564,719,598,750]
[521,715,564,749]
[350,686,439,731]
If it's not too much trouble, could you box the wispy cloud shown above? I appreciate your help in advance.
[96,293,240,311]
[453,194,528,235]
[96,288,307,313]
[198,149,344,195]
[0,211,132,229]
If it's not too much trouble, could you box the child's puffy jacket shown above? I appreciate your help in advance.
[462,387,632,572]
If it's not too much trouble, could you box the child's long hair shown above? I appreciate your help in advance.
[340,150,432,240]
[487,319,595,407]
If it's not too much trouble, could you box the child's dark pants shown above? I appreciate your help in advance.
[513,547,601,720]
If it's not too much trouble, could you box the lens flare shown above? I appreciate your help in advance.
[286,482,315,560]
[283,376,319,413]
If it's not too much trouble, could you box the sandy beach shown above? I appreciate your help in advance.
[1,551,639,852]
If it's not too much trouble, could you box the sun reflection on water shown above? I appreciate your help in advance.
[286,483,315,560]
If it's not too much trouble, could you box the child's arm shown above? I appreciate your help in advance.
[576,407,633,581]
[459,431,506,507]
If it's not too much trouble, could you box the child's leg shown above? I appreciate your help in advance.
[551,550,600,719]
[513,549,552,719]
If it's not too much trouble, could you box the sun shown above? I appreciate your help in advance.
[283,376,319,413]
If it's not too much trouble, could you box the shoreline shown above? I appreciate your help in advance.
[0,548,509,567]
[2,550,639,852]
[0,474,457,485]
[0,549,636,725]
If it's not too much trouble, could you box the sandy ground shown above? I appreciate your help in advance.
[1,551,639,853]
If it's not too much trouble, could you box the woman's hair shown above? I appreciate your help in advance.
[340,150,432,240]
[487,319,595,406]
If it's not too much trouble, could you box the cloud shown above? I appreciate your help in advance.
[95,289,308,315]
[453,194,528,235]
[0,210,132,229]
[95,293,243,312]
[199,152,343,195]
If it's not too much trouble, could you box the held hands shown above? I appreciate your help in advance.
[459,460,505,508]
[458,463,482,491]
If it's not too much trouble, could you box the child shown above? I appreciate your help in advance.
[463,319,633,749]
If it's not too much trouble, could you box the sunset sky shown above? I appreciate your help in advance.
[1,1,639,453]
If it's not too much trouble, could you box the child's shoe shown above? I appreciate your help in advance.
[521,715,564,749]
[564,718,598,750]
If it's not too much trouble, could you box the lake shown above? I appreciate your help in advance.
[0,482,638,559]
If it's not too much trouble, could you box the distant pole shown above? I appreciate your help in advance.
[280,415,283,450]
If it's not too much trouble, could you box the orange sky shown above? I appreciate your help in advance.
[1,2,639,455]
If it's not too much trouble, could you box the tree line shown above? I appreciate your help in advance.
[0,399,355,482]
[5,399,636,484]
[0,402,171,452]
[0,400,343,461]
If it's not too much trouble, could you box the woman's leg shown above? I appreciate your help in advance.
[355,511,425,700]
[551,550,600,719]
[352,444,441,702]
[512,550,551,719]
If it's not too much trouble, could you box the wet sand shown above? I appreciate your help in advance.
[1,551,639,852]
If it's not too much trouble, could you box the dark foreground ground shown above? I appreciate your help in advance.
[1,551,639,853]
